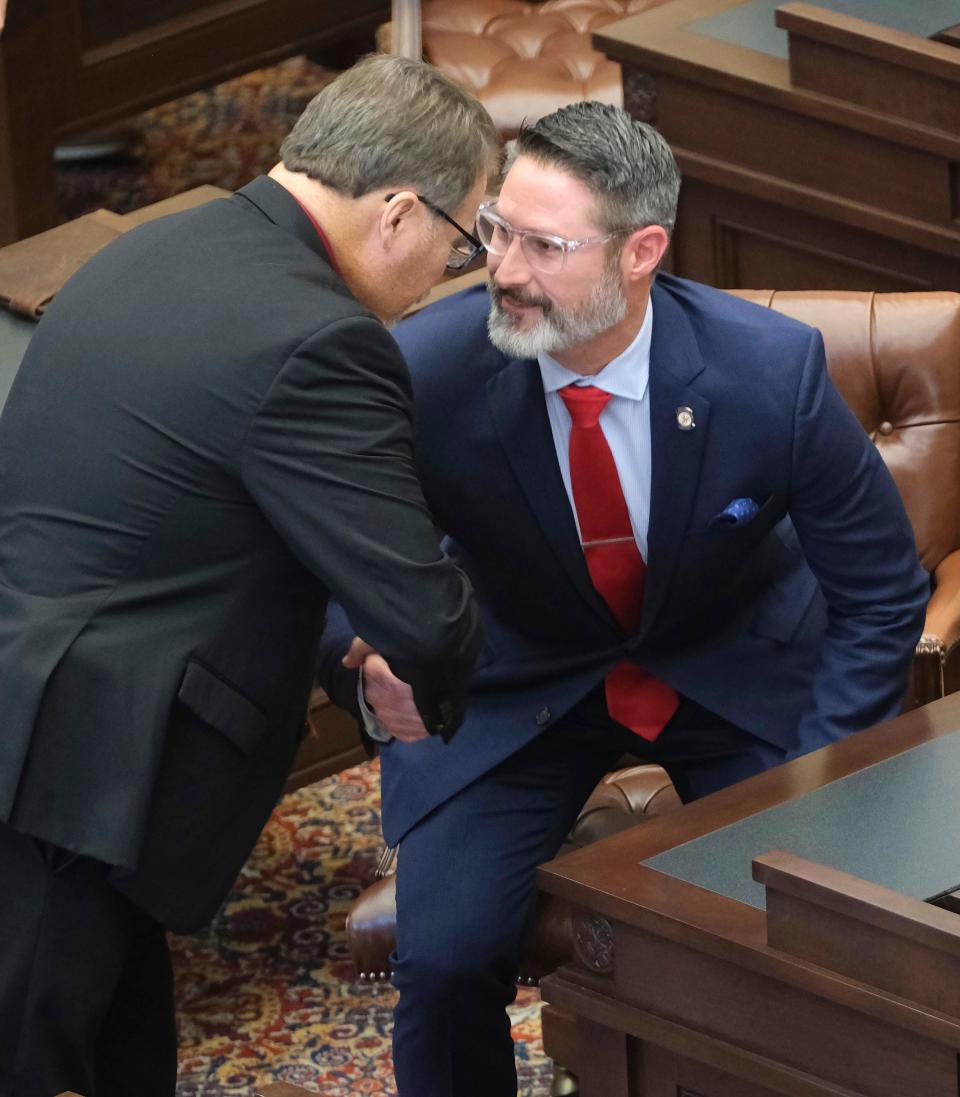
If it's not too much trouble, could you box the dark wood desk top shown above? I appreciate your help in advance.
[593,0,960,161]
[541,691,960,923]
[539,694,960,1049]
[645,730,960,910]
[684,0,960,61]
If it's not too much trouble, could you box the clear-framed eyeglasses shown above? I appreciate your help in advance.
[385,192,485,272]
[475,200,634,274]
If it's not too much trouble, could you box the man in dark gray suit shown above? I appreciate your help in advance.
[0,54,498,1097]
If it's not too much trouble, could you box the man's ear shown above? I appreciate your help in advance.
[621,225,670,283]
[379,190,420,252]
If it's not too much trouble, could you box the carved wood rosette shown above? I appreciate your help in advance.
[572,912,615,974]
[622,67,657,123]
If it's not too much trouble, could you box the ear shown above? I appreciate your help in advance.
[621,225,670,283]
[379,190,420,252]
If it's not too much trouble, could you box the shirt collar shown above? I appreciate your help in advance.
[538,296,653,400]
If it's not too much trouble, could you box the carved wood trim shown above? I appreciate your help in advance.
[573,913,615,974]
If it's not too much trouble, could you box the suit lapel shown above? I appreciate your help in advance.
[486,359,617,627]
[641,282,711,633]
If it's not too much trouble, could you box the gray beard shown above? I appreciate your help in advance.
[486,266,629,359]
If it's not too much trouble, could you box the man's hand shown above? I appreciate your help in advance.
[342,636,430,742]
[360,655,431,742]
[342,636,377,669]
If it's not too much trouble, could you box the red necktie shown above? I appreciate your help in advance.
[559,384,678,741]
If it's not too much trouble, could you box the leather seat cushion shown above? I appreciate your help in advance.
[422,0,672,135]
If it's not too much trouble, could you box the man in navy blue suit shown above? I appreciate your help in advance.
[319,102,928,1097]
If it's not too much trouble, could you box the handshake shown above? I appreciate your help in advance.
[342,637,457,744]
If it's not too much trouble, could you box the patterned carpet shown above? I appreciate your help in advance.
[55,55,338,223]
[170,757,552,1095]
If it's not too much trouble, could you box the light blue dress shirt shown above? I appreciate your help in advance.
[537,297,653,561]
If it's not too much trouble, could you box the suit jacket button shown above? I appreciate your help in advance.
[535,707,552,727]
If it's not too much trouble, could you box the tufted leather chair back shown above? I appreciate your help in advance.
[731,291,960,576]
[421,0,670,136]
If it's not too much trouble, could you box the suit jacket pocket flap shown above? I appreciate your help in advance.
[177,659,268,755]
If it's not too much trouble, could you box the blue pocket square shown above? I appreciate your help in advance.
[709,497,759,528]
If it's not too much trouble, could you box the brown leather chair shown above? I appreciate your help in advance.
[347,762,682,986]
[735,290,960,707]
[345,289,960,1088]
[419,0,671,136]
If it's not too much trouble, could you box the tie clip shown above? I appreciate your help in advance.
[581,536,635,547]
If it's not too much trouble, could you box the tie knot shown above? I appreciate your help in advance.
[559,384,611,428]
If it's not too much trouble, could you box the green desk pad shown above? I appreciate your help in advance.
[0,309,34,410]
[687,0,960,61]
[645,732,960,910]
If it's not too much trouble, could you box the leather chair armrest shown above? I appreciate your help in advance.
[344,763,682,985]
[923,549,960,652]
[346,874,397,982]
[343,869,570,984]
[566,763,681,849]
[914,549,960,706]
[521,765,681,980]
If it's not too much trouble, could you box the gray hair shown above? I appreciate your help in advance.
[510,101,680,235]
[280,54,501,215]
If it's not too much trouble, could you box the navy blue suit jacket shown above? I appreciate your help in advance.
[320,274,928,846]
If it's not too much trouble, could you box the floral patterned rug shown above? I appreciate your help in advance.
[170,757,552,1095]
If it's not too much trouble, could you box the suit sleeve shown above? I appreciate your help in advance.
[314,601,361,715]
[239,315,481,739]
[787,330,928,756]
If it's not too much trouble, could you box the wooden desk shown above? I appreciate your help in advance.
[539,692,960,1096]
[594,1,960,291]
[0,0,389,245]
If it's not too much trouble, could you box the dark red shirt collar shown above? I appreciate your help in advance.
[292,196,343,278]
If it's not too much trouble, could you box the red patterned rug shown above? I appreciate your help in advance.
[170,757,552,1095]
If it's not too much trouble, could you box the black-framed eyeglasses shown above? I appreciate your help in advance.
[385,192,485,271]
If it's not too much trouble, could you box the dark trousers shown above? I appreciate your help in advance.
[390,692,787,1097]
[0,824,177,1097]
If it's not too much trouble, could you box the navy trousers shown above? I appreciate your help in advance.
[390,691,786,1097]
[0,824,177,1097]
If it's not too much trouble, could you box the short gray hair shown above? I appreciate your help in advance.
[511,101,680,235]
[281,54,501,215]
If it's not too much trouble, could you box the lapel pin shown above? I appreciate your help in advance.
[676,406,695,430]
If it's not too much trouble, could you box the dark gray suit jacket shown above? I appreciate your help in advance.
[0,176,480,931]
